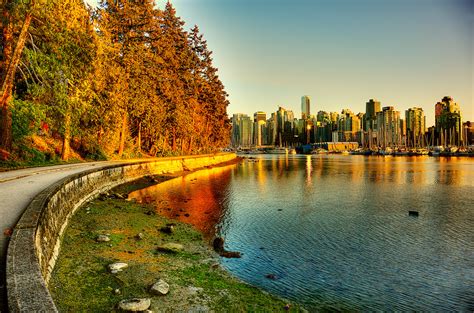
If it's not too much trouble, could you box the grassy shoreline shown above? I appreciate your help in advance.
[49,167,304,312]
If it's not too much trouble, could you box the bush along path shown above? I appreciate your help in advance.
[49,176,305,312]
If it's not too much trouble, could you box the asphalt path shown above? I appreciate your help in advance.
[0,160,137,311]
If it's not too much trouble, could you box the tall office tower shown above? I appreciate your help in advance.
[405,107,426,147]
[231,113,253,147]
[301,95,311,120]
[239,115,253,147]
[254,111,267,146]
[434,96,463,146]
[376,106,401,147]
[365,99,381,131]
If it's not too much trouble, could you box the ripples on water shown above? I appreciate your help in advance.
[129,155,474,311]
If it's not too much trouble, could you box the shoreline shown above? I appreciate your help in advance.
[48,160,305,312]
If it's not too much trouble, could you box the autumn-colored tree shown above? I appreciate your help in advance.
[18,0,96,160]
[3,0,230,162]
[0,0,35,151]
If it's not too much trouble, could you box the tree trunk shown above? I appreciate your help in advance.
[171,129,176,152]
[0,11,32,151]
[61,112,71,160]
[137,121,141,152]
[118,112,127,157]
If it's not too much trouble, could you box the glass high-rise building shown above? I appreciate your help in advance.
[301,95,311,120]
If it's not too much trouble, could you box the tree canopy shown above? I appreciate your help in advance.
[0,0,230,160]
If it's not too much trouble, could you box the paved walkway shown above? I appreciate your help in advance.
[0,160,136,311]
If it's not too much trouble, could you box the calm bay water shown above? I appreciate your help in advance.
[129,155,474,311]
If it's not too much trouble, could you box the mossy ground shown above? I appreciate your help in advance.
[49,176,304,312]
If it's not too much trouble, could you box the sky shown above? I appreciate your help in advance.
[85,0,473,126]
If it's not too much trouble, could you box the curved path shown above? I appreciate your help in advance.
[0,160,143,311]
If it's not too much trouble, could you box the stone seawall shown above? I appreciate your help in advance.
[6,153,236,312]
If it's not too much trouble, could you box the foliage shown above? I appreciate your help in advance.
[10,98,45,140]
[2,0,230,162]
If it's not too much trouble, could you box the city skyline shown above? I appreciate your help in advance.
[229,95,467,128]
[85,0,473,125]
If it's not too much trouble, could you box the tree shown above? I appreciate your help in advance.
[19,0,96,160]
[0,0,34,151]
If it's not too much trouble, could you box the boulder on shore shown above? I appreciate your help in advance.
[96,235,110,242]
[108,262,128,273]
[150,279,169,295]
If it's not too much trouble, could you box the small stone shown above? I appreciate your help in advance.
[284,304,291,310]
[136,233,145,240]
[157,243,184,253]
[160,225,174,234]
[96,235,111,242]
[117,298,151,312]
[150,279,169,295]
[114,288,121,295]
[108,262,128,273]
[265,273,277,280]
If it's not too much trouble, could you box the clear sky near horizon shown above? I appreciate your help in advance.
[85,0,473,126]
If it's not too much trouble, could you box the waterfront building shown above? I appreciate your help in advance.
[405,107,426,147]
[376,106,401,147]
[365,99,381,131]
[253,111,267,147]
[231,113,253,147]
[434,96,463,146]
[301,95,311,120]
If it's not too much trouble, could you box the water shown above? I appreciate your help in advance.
[129,155,474,311]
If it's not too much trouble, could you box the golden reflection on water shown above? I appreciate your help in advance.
[129,156,473,237]
[128,164,236,236]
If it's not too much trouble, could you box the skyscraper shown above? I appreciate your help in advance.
[434,96,463,146]
[376,106,400,147]
[405,107,426,147]
[365,99,381,131]
[254,111,267,147]
[301,95,311,120]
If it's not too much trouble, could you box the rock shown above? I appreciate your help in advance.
[114,288,121,295]
[187,286,203,295]
[150,279,169,295]
[108,262,128,273]
[96,235,111,242]
[135,233,145,240]
[213,237,225,253]
[265,273,277,280]
[160,225,175,234]
[145,210,155,216]
[220,251,241,258]
[284,304,291,310]
[157,243,184,253]
[117,298,151,312]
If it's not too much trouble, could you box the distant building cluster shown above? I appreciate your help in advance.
[231,96,472,148]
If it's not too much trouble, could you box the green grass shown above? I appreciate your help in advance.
[49,179,304,312]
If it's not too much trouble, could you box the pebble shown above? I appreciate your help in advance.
[117,298,151,312]
[108,262,128,273]
[136,233,145,240]
[96,235,111,242]
[150,279,169,295]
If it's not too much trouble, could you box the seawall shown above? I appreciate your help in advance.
[6,153,237,312]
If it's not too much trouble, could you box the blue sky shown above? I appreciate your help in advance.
[85,0,473,125]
